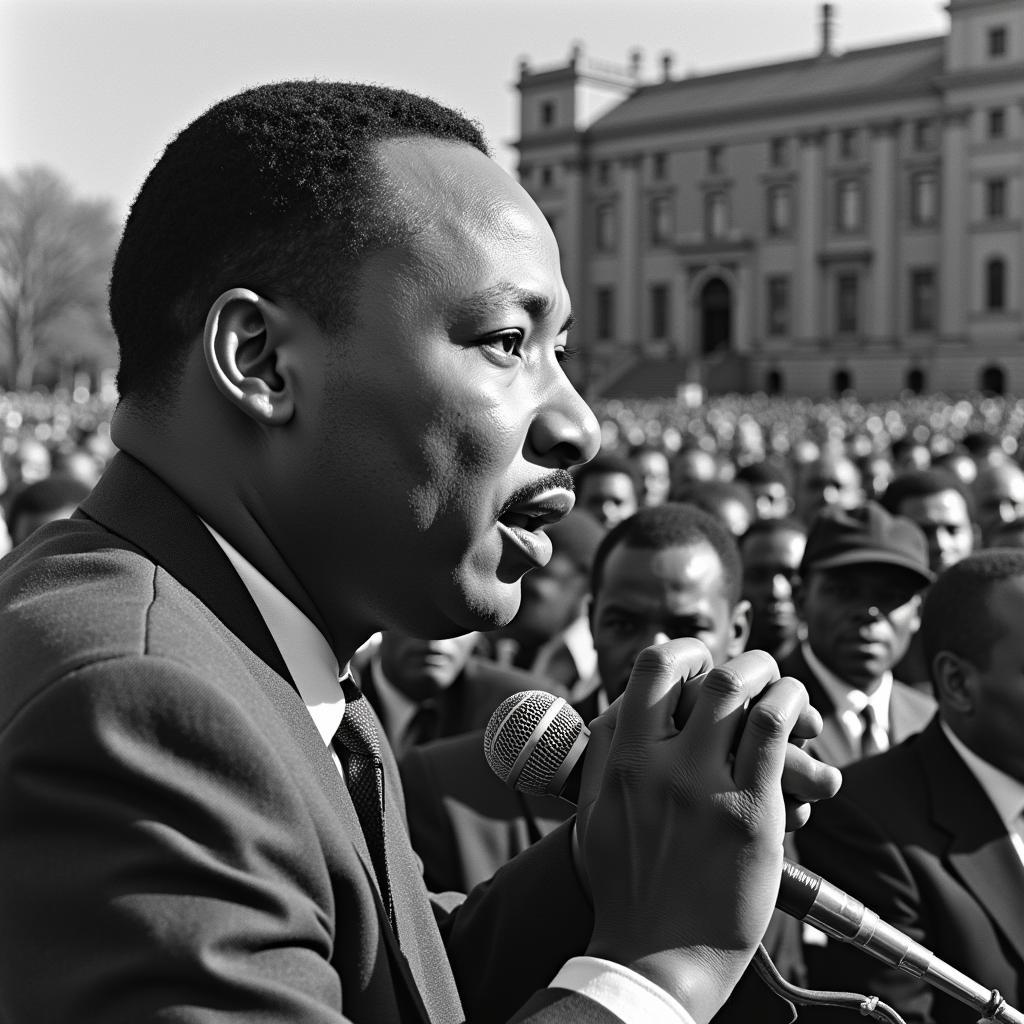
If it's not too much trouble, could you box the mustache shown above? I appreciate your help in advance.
[497,470,576,519]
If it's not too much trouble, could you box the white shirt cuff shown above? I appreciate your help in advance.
[549,956,697,1024]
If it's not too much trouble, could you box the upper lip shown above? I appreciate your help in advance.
[498,488,576,530]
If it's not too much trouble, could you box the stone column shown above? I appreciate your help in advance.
[939,108,970,342]
[869,119,899,343]
[618,153,643,348]
[796,130,826,342]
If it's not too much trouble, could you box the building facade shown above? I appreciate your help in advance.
[514,0,1024,399]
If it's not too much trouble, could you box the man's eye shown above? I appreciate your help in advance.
[484,330,524,359]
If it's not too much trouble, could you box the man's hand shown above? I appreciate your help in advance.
[578,640,839,1024]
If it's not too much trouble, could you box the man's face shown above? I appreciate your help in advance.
[277,139,600,642]
[635,451,671,507]
[897,490,974,573]
[795,456,862,523]
[800,564,922,691]
[577,472,638,530]
[973,465,1024,545]
[750,481,791,521]
[591,540,749,702]
[956,575,1024,782]
[741,528,806,655]
[378,631,479,703]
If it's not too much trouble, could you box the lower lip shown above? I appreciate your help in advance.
[497,521,552,567]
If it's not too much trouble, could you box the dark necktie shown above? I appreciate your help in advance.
[334,677,396,934]
[860,704,883,759]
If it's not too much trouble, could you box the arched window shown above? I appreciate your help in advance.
[905,368,925,394]
[980,364,1005,396]
[765,369,783,395]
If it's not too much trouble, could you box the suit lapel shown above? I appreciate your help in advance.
[785,649,859,768]
[923,722,1024,962]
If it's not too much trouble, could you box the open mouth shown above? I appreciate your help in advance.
[496,489,575,567]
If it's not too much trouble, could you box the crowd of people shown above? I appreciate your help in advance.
[1,78,1021,1024]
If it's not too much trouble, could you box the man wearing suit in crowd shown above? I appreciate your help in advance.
[0,81,835,1024]
[779,502,937,770]
[795,549,1024,1023]
[402,505,807,1022]
[353,629,551,760]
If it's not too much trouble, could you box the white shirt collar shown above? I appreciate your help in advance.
[531,614,598,683]
[203,522,345,747]
[941,720,1024,839]
[802,640,893,741]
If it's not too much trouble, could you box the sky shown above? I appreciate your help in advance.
[3,0,949,221]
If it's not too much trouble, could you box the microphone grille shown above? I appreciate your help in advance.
[483,689,586,796]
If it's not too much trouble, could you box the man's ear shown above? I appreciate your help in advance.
[932,650,974,713]
[203,288,295,425]
[729,598,752,658]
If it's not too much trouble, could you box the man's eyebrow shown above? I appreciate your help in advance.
[452,283,575,334]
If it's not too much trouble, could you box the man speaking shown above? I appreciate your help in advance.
[0,81,835,1023]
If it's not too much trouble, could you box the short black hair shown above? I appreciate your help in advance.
[735,460,793,490]
[738,515,807,549]
[672,480,755,521]
[921,549,1024,673]
[881,468,974,519]
[110,80,487,404]
[591,503,743,605]
[573,452,639,495]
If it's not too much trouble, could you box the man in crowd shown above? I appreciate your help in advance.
[881,468,976,686]
[629,442,672,508]
[739,517,807,663]
[972,461,1024,548]
[672,480,754,538]
[353,629,545,759]
[0,81,831,1024]
[780,502,936,769]
[792,451,864,525]
[572,452,639,530]
[797,550,1024,1023]
[734,461,794,521]
[5,474,94,547]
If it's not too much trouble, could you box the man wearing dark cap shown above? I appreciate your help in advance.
[779,502,937,769]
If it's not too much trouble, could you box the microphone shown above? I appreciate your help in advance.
[483,690,1024,1024]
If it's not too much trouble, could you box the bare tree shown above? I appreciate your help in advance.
[0,167,120,389]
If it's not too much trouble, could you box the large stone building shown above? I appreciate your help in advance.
[514,0,1024,400]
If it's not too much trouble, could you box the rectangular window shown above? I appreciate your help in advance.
[596,161,611,186]
[766,184,792,237]
[649,196,674,246]
[649,284,670,339]
[540,166,554,187]
[652,152,668,180]
[540,100,556,126]
[909,268,936,331]
[836,179,863,232]
[986,258,1006,311]
[766,276,790,336]
[988,26,1007,57]
[596,287,615,340]
[839,128,859,161]
[986,178,1007,220]
[836,273,859,333]
[705,192,728,239]
[910,171,938,227]
[707,145,723,175]
[988,107,1006,139]
[595,203,616,250]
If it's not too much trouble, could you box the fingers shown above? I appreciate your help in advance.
[731,674,807,794]
[680,649,780,765]
[615,638,713,746]
[781,744,843,805]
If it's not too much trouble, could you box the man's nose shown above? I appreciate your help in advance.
[526,380,601,469]
[770,572,792,599]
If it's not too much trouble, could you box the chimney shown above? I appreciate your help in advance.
[660,52,674,82]
[820,3,835,57]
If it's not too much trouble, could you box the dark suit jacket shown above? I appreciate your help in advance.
[778,645,936,769]
[356,652,557,758]
[795,718,1024,1024]
[0,453,619,1024]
